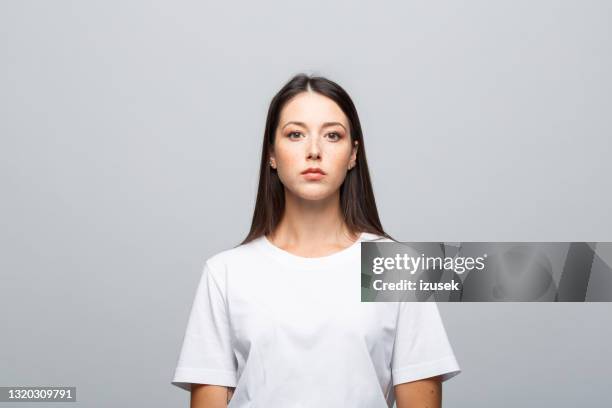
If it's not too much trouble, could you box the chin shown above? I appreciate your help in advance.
[289,186,336,201]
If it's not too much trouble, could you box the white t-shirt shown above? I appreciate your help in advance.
[171,232,461,407]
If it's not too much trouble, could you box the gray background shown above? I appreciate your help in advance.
[1,0,610,407]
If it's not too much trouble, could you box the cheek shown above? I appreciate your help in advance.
[328,147,352,169]
[274,149,300,183]
[277,150,302,170]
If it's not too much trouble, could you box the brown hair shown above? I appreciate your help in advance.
[239,73,395,245]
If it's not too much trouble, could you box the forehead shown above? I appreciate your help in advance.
[279,92,349,128]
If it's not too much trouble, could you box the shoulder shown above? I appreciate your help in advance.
[203,237,263,276]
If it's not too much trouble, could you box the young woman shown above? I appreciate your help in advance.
[171,74,461,407]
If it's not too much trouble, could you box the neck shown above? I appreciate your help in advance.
[268,190,359,253]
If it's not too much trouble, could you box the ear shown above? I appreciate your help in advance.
[350,140,359,163]
[268,148,276,168]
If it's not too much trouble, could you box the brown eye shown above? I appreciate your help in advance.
[327,132,341,141]
[287,131,302,139]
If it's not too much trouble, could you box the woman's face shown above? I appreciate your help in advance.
[270,91,358,201]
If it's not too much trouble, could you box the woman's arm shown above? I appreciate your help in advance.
[190,385,235,408]
[394,375,442,408]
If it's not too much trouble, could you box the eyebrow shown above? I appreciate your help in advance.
[281,121,347,131]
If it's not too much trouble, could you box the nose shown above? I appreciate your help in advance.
[306,135,321,160]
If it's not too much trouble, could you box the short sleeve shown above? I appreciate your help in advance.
[171,260,238,391]
[391,301,461,385]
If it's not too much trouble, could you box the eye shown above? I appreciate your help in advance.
[326,132,342,141]
[287,131,302,140]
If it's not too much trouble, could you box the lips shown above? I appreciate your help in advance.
[301,167,326,175]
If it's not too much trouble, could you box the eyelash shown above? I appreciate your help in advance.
[287,131,342,141]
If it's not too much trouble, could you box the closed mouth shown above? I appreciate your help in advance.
[301,168,326,175]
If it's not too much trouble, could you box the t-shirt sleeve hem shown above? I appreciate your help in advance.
[392,355,461,386]
[171,367,238,391]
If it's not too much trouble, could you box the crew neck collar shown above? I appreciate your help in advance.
[255,232,377,269]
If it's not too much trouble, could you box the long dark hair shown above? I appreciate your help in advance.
[239,73,395,245]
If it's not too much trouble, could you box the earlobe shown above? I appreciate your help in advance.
[268,150,276,169]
